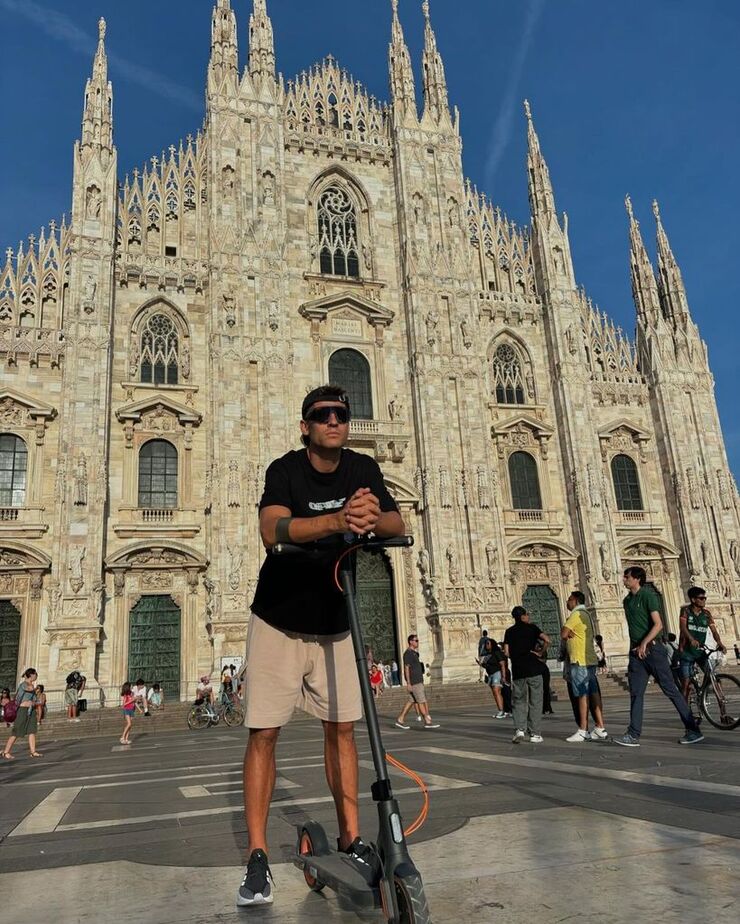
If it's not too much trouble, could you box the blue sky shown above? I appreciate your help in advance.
[1,0,738,475]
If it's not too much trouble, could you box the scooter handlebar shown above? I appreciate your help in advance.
[272,535,413,556]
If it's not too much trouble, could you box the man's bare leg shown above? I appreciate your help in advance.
[243,727,280,853]
[323,720,359,850]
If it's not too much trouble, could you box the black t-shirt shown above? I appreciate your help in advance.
[503,621,545,680]
[403,648,424,685]
[251,448,399,635]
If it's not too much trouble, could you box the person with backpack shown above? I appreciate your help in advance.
[481,638,509,719]
[65,669,85,723]
[2,668,43,759]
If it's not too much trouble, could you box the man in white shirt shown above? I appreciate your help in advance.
[132,678,149,716]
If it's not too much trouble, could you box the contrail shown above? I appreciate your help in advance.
[0,0,202,111]
[485,0,545,191]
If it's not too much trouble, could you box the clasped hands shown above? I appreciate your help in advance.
[340,487,380,536]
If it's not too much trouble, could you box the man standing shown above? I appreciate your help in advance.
[237,385,405,908]
[395,635,440,729]
[561,591,607,742]
[614,567,704,747]
[677,586,726,701]
[503,606,550,743]
[64,670,85,723]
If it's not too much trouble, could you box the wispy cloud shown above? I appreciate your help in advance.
[0,0,202,111]
[485,0,545,191]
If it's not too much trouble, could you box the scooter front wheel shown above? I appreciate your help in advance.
[299,823,329,892]
[393,872,431,924]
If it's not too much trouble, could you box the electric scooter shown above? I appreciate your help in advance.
[272,535,432,923]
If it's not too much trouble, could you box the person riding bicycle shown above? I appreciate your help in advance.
[236,384,404,908]
[678,586,727,702]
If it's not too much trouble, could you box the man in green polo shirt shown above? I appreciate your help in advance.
[678,586,726,702]
[614,566,703,747]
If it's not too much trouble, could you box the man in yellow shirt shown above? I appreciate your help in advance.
[561,591,607,742]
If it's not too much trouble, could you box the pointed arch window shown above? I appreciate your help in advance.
[611,454,643,511]
[138,439,178,509]
[508,451,542,510]
[140,313,179,385]
[329,348,373,420]
[0,434,27,507]
[493,343,526,404]
[318,186,360,278]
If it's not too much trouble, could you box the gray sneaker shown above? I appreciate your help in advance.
[679,730,705,745]
[613,733,640,747]
[236,849,274,906]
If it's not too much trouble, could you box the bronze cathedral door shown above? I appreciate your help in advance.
[355,550,399,664]
[128,595,181,696]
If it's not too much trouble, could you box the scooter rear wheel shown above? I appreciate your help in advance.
[299,824,328,892]
[393,872,431,924]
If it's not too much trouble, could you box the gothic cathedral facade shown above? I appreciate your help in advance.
[1,1,738,700]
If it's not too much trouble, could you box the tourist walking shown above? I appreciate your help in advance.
[396,634,440,729]
[503,607,550,743]
[561,591,607,741]
[2,668,43,759]
[614,567,703,747]
[35,684,47,726]
[677,587,726,702]
[120,682,134,745]
[482,637,509,718]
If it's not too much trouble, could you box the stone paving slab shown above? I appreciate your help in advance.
[2,806,738,923]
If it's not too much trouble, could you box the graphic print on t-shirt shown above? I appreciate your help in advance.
[308,497,346,511]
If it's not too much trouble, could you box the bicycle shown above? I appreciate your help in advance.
[685,646,740,730]
[187,696,244,730]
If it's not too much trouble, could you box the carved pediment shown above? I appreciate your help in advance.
[299,290,394,328]
[598,419,650,461]
[105,541,207,572]
[116,395,202,428]
[492,414,554,459]
[0,541,52,571]
[0,388,56,428]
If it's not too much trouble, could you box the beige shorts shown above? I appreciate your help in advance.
[409,682,427,705]
[244,614,363,728]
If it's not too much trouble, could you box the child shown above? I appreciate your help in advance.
[120,682,134,745]
[148,682,164,711]
[0,688,12,725]
[594,635,608,674]
[34,684,47,725]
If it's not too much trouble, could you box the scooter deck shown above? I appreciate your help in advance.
[293,850,381,911]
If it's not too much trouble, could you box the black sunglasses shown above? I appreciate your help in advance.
[306,406,350,424]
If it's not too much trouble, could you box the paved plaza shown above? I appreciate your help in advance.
[1,698,738,923]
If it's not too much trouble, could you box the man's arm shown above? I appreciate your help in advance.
[260,504,346,549]
[678,611,695,649]
[404,662,411,687]
[372,509,405,538]
[636,610,663,658]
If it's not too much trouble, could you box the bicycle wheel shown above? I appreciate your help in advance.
[187,705,211,730]
[393,872,431,924]
[701,673,740,730]
[223,704,244,727]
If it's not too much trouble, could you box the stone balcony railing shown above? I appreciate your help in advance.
[348,418,410,463]
[502,508,562,534]
[0,505,48,538]
[112,506,200,539]
[614,509,662,529]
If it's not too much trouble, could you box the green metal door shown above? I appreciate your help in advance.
[0,599,21,690]
[522,585,562,657]
[128,595,181,697]
[355,550,399,664]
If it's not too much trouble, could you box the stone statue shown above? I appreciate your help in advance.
[47,583,62,624]
[476,466,490,509]
[69,545,86,594]
[92,580,105,624]
[262,172,275,204]
[418,548,431,580]
[82,275,97,312]
[203,575,222,624]
[599,542,613,582]
[730,539,740,579]
[455,471,468,509]
[267,300,280,332]
[222,293,236,328]
[446,545,460,586]
[180,342,190,379]
[701,540,715,579]
[73,453,88,506]
[485,541,498,584]
[86,185,102,219]
[388,395,404,421]
[425,311,438,347]
[227,544,242,591]
[460,316,472,349]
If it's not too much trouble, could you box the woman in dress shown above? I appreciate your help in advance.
[2,668,42,759]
